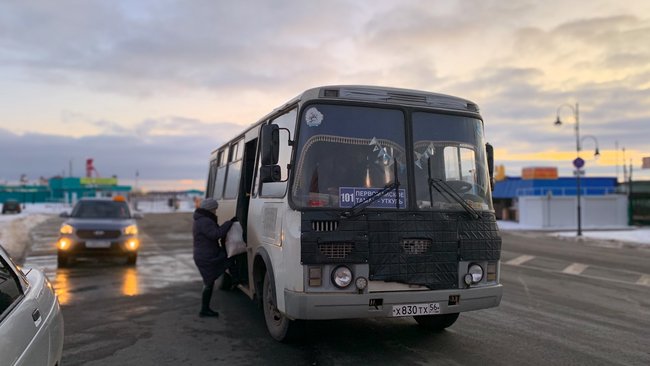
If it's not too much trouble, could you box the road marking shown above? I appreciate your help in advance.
[505,255,535,266]
[562,263,589,275]
[636,275,650,286]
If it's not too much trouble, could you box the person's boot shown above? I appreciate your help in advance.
[199,285,219,318]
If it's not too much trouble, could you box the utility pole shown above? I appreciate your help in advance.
[622,148,628,189]
[615,141,619,182]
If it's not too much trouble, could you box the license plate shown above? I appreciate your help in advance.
[391,302,440,317]
[86,240,111,248]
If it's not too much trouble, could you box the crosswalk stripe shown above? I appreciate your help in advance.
[636,275,650,286]
[562,263,589,275]
[505,255,535,266]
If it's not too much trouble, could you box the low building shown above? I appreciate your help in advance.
[493,172,627,229]
[49,177,131,203]
[0,177,132,205]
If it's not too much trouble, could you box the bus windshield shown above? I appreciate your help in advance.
[292,104,408,209]
[412,112,493,211]
[290,105,492,212]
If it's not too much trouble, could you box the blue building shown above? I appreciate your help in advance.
[493,176,618,221]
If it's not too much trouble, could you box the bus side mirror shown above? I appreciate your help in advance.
[486,143,495,191]
[260,165,281,183]
[261,124,280,165]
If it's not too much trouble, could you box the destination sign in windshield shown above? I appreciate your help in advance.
[339,187,407,209]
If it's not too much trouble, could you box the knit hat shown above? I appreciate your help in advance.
[200,198,219,210]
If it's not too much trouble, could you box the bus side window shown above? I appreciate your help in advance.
[206,160,218,198]
[224,140,244,199]
[213,148,227,199]
[259,109,296,198]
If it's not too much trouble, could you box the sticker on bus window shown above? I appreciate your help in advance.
[339,187,407,209]
[305,107,323,127]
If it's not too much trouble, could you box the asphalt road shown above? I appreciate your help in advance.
[22,213,650,366]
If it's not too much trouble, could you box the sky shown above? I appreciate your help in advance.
[1,0,649,191]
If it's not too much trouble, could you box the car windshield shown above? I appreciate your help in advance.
[71,200,131,219]
[412,112,493,211]
[292,104,408,209]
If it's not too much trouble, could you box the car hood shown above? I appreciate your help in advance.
[65,218,136,230]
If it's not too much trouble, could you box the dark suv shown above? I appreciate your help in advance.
[57,198,142,267]
[2,199,22,214]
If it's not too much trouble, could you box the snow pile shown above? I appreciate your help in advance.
[554,229,650,245]
[498,220,650,247]
[133,199,195,213]
[0,214,50,260]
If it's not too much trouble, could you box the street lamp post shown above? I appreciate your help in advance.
[554,103,599,237]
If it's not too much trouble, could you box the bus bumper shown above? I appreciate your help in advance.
[283,284,502,320]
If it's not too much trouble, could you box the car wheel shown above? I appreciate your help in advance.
[57,252,70,268]
[262,271,301,342]
[414,313,460,331]
[126,253,137,266]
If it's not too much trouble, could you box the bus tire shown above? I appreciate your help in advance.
[263,271,300,342]
[414,313,459,331]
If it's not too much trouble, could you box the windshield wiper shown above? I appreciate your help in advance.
[428,178,480,220]
[341,158,401,218]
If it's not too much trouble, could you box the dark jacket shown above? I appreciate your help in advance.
[192,208,234,285]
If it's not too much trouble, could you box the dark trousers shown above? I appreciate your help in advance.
[201,284,214,312]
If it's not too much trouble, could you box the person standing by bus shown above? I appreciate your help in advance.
[192,198,236,318]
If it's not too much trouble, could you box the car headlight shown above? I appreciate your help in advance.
[124,225,138,235]
[60,224,74,235]
[331,266,352,288]
[57,238,71,250]
[126,238,139,251]
[464,264,484,285]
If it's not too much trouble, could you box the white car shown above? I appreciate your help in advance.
[0,245,64,366]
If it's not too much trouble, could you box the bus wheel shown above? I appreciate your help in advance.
[414,313,459,331]
[263,271,299,342]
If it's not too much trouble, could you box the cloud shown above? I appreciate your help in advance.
[0,117,241,182]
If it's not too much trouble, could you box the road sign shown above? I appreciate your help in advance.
[573,157,585,169]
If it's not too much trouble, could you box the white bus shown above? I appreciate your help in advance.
[206,85,502,341]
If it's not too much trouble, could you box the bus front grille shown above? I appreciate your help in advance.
[312,220,339,232]
[318,242,353,259]
[401,238,432,255]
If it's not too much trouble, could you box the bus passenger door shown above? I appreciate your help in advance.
[237,138,258,241]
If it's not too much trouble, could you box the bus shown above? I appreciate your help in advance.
[205,85,502,341]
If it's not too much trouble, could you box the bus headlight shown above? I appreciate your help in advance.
[355,276,368,290]
[331,266,352,288]
[464,264,484,285]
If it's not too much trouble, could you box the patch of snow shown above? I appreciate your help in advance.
[554,229,650,246]
[498,220,650,247]
[0,214,50,260]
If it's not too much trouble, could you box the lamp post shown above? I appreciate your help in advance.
[554,103,599,237]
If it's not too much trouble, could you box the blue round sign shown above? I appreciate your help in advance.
[573,157,585,169]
